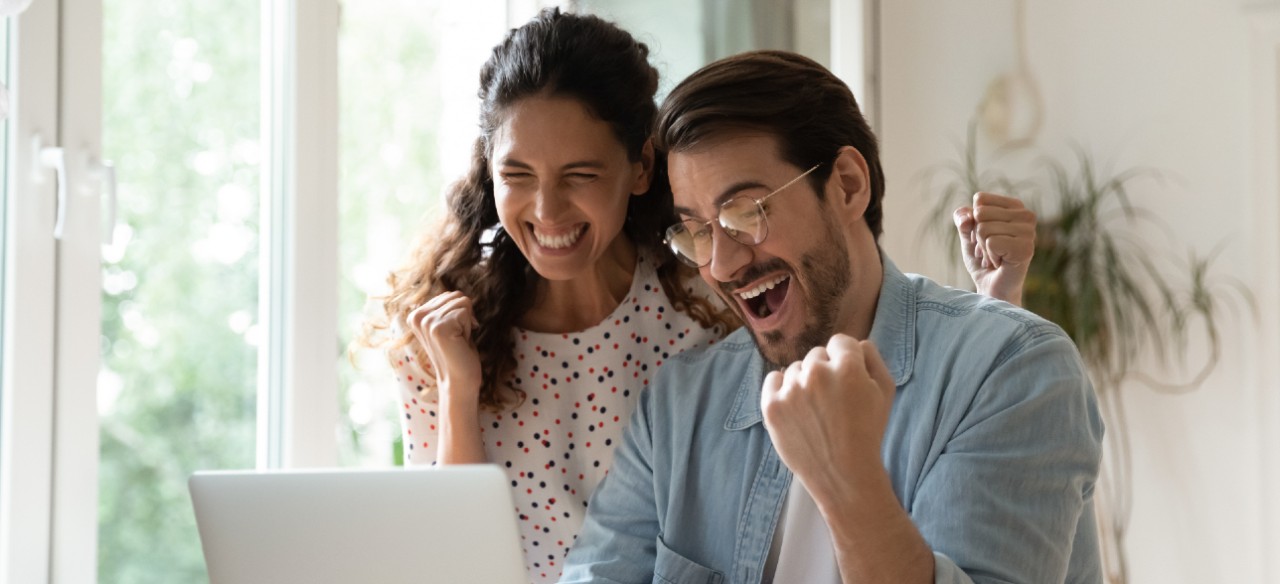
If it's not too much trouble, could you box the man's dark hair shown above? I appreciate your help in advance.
[655,50,886,238]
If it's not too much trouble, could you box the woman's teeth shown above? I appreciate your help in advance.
[534,225,586,249]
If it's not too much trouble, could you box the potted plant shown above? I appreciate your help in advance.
[919,123,1253,584]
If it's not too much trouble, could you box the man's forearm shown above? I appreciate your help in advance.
[812,464,935,583]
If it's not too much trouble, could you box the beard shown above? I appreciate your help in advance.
[719,216,853,370]
[757,243,851,369]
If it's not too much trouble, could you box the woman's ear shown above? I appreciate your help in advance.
[631,138,656,196]
[831,145,871,221]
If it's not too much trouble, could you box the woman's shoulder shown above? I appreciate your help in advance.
[382,320,437,395]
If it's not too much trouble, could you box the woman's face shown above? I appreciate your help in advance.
[489,93,652,282]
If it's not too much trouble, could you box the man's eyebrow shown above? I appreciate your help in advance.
[673,180,769,218]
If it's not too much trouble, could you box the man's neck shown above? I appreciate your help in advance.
[840,239,884,342]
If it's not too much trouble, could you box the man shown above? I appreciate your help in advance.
[559,50,1102,584]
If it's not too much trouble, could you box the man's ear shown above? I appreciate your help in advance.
[830,145,871,221]
[631,138,656,196]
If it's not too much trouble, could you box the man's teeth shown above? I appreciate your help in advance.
[737,274,789,301]
[534,225,585,249]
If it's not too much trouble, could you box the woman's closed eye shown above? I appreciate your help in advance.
[563,172,599,185]
[499,171,534,184]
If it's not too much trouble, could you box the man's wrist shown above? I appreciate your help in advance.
[805,453,893,514]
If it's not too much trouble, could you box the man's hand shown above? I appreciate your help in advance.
[760,334,897,499]
[954,192,1036,306]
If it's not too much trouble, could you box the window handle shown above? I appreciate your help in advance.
[33,135,116,244]
[90,157,117,246]
[33,135,68,240]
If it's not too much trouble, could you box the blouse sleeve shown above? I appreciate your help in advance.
[389,345,441,466]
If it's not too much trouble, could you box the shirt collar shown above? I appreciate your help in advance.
[726,252,916,431]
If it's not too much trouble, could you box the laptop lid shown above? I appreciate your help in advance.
[189,465,526,584]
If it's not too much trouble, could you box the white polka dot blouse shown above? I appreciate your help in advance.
[393,253,726,584]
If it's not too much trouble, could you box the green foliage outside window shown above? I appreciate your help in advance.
[98,1,449,581]
[336,0,445,468]
[100,1,260,581]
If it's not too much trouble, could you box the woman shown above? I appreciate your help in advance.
[361,9,1034,584]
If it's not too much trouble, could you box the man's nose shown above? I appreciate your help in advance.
[706,224,751,284]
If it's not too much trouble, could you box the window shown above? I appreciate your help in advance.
[337,1,515,466]
[99,1,261,579]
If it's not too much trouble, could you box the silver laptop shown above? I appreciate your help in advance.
[189,465,526,584]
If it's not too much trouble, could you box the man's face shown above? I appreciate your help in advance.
[668,134,858,368]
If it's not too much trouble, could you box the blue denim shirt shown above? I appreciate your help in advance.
[560,257,1104,584]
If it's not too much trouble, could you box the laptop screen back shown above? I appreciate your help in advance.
[189,465,526,584]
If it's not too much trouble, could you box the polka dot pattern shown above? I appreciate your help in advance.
[393,253,724,584]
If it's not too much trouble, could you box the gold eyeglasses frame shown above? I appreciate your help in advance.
[664,162,824,268]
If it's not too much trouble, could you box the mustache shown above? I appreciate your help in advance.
[718,259,790,295]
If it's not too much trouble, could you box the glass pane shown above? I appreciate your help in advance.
[100,2,260,581]
[577,0,830,97]
[337,1,507,466]
[575,0,704,97]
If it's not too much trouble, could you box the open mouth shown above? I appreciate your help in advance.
[737,274,790,319]
[532,224,587,250]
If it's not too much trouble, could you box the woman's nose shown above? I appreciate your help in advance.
[533,181,570,220]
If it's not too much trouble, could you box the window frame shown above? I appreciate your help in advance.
[259,0,342,469]
[49,0,104,579]
[1,0,63,580]
[2,0,105,579]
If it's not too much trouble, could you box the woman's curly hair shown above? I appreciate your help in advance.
[357,8,736,411]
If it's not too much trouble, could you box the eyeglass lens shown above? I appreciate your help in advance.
[665,196,768,267]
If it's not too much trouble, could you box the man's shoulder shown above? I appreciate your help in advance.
[645,327,756,406]
[669,326,755,363]
[896,274,1096,444]
[908,273,1070,348]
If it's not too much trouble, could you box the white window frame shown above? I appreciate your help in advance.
[1,0,103,581]
[259,0,341,470]
[0,0,59,580]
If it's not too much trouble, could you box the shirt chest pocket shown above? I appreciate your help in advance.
[654,536,724,584]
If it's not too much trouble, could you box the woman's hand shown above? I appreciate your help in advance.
[407,291,483,407]
[954,192,1036,306]
[407,291,488,465]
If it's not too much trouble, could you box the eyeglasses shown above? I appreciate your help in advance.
[664,163,822,268]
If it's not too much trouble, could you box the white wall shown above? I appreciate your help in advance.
[868,1,1280,582]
